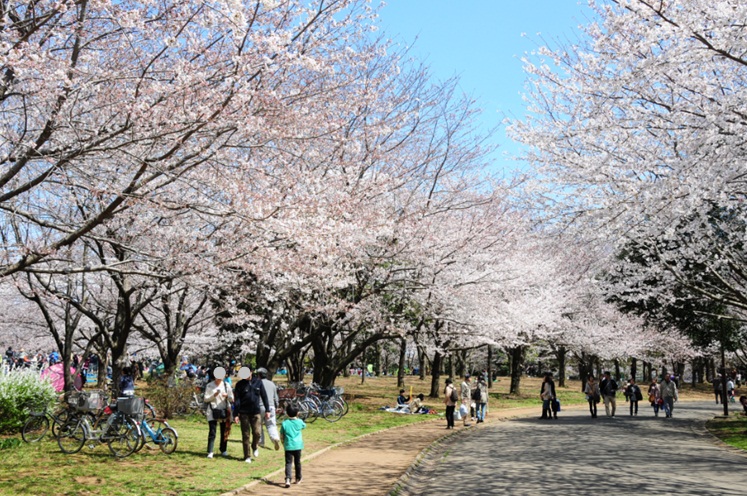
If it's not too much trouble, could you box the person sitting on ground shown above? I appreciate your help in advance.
[740,395,747,415]
[397,389,410,406]
[409,393,427,414]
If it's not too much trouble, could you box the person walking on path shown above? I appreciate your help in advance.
[204,366,234,459]
[624,378,643,416]
[727,377,736,403]
[280,403,305,488]
[648,378,661,417]
[600,371,618,418]
[712,375,723,404]
[256,367,281,450]
[584,375,600,418]
[540,372,557,420]
[660,373,679,418]
[460,374,473,427]
[474,376,488,423]
[444,378,457,429]
[234,366,270,463]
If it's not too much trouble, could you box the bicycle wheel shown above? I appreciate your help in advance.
[322,400,344,423]
[57,418,85,454]
[22,415,49,443]
[340,397,349,416]
[108,421,140,458]
[301,399,319,424]
[144,402,157,421]
[51,409,70,438]
[158,427,178,454]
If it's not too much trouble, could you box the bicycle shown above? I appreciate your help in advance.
[134,416,178,454]
[21,401,71,443]
[57,392,141,457]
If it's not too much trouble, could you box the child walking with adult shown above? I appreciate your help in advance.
[280,404,305,488]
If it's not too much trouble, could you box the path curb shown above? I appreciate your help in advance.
[220,416,443,496]
[696,415,747,460]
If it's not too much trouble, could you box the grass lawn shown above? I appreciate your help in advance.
[0,374,713,495]
[706,413,747,451]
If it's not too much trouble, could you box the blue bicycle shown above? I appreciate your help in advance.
[135,417,178,454]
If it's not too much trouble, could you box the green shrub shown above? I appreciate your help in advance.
[147,377,195,419]
[0,370,57,434]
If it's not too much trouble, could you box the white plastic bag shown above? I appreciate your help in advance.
[459,404,469,418]
[455,406,462,420]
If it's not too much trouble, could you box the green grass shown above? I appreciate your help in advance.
[0,408,430,496]
[706,414,747,451]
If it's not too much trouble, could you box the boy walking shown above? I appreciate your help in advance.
[280,404,306,488]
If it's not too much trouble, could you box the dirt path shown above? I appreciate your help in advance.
[224,406,548,496]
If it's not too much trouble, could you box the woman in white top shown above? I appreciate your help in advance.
[204,367,234,458]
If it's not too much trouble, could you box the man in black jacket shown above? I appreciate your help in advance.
[233,367,270,463]
[600,371,618,418]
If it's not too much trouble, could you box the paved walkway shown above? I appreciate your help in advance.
[229,406,542,496]
[400,401,747,496]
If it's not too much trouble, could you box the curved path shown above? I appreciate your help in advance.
[401,401,747,496]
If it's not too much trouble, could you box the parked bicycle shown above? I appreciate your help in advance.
[134,415,178,454]
[21,401,71,443]
[57,392,141,458]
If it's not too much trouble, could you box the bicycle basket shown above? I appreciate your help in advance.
[71,390,105,412]
[278,389,297,400]
[117,397,144,417]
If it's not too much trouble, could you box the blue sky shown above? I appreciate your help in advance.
[376,1,593,175]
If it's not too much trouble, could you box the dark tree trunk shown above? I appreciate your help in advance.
[374,342,381,377]
[614,359,621,382]
[556,346,566,388]
[419,346,427,381]
[630,358,637,382]
[429,351,443,398]
[487,345,493,388]
[397,338,407,389]
[508,346,525,395]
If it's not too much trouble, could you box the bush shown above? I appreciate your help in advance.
[0,370,57,434]
[147,377,195,419]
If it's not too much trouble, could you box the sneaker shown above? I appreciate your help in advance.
[207,452,214,459]
[244,458,252,463]
[221,451,228,457]
[295,479,302,485]
[253,449,259,458]
[463,423,472,427]
[273,439,280,451]
[285,479,291,488]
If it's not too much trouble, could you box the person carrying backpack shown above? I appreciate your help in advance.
[443,378,457,429]
[474,376,488,423]
[624,377,643,416]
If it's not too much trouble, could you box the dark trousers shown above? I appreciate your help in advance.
[207,420,227,454]
[285,450,302,481]
[239,413,262,459]
[445,405,455,428]
[629,400,638,415]
[588,399,597,417]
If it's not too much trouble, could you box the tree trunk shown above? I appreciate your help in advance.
[397,338,407,389]
[374,342,381,377]
[614,359,621,382]
[429,351,443,398]
[508,346,525,395]
[361,346,367,385]
[419,346,427,381]
[556,346,566,388]
[487,345,493,388]
[630,357,637,382]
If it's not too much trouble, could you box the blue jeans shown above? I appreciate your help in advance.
[476,402,486,421]
[663,397,674,417]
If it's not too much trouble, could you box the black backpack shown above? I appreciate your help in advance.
[472,386,481,402]
[449,386,459,402]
